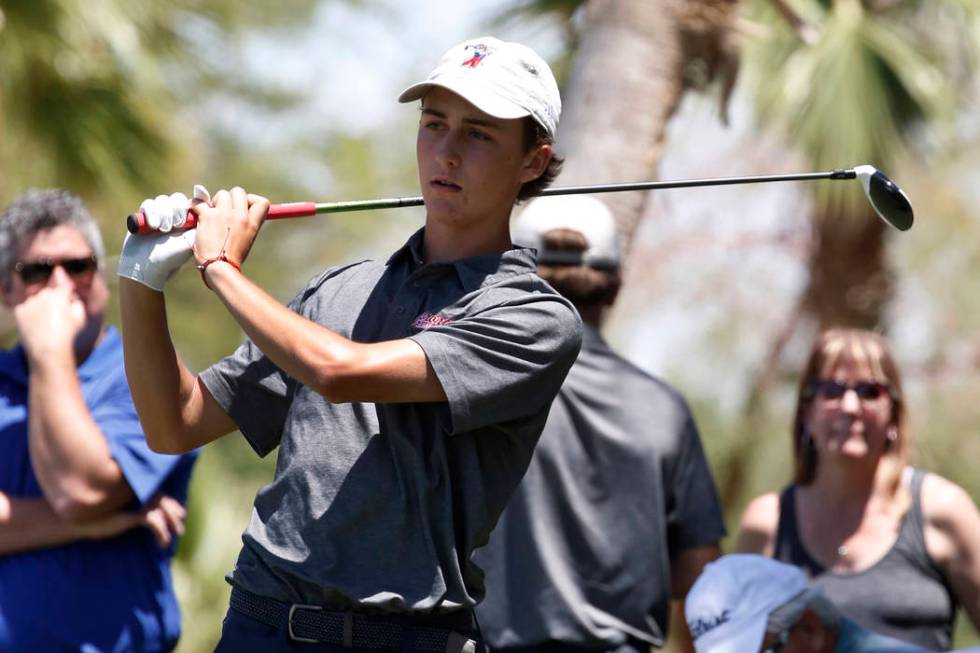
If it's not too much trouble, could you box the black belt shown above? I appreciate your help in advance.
[230,585,480,652]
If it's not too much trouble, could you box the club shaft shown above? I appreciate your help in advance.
[127,169,857,233]
[301,169,856,216]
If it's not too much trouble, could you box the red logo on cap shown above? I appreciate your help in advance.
[461,44,490,68]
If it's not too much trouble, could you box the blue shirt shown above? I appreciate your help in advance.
[0,327,197,652]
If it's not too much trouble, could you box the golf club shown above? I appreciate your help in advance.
[126,165,913,235]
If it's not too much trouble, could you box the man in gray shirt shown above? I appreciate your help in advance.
[117,37,582,652]
[475,195,725,653]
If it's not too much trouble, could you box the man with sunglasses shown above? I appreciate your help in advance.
[685,555,932,653]
[0,189,197,652]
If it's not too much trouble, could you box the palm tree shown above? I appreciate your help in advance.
[735,0,978,422]
[502,0,979,549]
[743,0,975,333]
[506,0,975,326]
[690,0,977,530]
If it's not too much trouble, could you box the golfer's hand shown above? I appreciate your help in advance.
[14,282,85,363]
[118,186,211,291]
[192,187,270,270]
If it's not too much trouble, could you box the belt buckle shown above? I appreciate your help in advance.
[288,603,323,644]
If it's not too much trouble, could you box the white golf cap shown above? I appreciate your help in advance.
[685,555,809,653]
[511,195,621,270]
[398,37,561,140]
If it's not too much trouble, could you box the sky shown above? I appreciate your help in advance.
[238,1,565,140]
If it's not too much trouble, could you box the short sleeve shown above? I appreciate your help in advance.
[410,291,581,435]
[95,371,193,506]
[665,409,727,553]
[200,337,294,457]
[198,284,312,457]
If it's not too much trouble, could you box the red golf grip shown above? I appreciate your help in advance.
[126,202,319,235]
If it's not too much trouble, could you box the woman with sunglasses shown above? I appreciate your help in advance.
[736,328,980,651]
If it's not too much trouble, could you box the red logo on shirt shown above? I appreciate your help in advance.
[412,312,453,329]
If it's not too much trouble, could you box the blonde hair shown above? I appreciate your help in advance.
[792,328,909,495]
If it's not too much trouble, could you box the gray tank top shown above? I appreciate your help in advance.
[774,469,957,651]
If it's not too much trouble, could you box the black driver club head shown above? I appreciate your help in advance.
[854,165,914,231]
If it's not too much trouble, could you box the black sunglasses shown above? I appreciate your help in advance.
[810,378,890,401]
[14,255,98,285]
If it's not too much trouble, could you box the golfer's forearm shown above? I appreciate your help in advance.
[26,360,130,519]
[119,279,205,452]
[205,263,443,403]
[205,263,359,398]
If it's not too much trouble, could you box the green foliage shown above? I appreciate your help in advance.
[488,0,583,84]
[0,0,321,200]
[494,0,582,22]
[742,0,970,215]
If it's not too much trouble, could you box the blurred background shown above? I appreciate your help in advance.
[1,0,978,650]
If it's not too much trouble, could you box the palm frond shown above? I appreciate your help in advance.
[0,0,320,200]
[744,0,970,215]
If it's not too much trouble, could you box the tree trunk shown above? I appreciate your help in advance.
[556,0,738,258]
[556,0,686,257]
[802,208,892,331]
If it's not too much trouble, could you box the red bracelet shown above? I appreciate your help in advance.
[196,251,241,289]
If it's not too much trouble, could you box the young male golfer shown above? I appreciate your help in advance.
[118,37,582,651]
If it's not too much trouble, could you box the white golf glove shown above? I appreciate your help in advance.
[118,185,211,291]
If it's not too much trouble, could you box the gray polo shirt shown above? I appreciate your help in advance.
[474,325,726,648]
[200,228,582,612]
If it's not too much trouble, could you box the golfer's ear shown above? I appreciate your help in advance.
[520,143,552,183]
